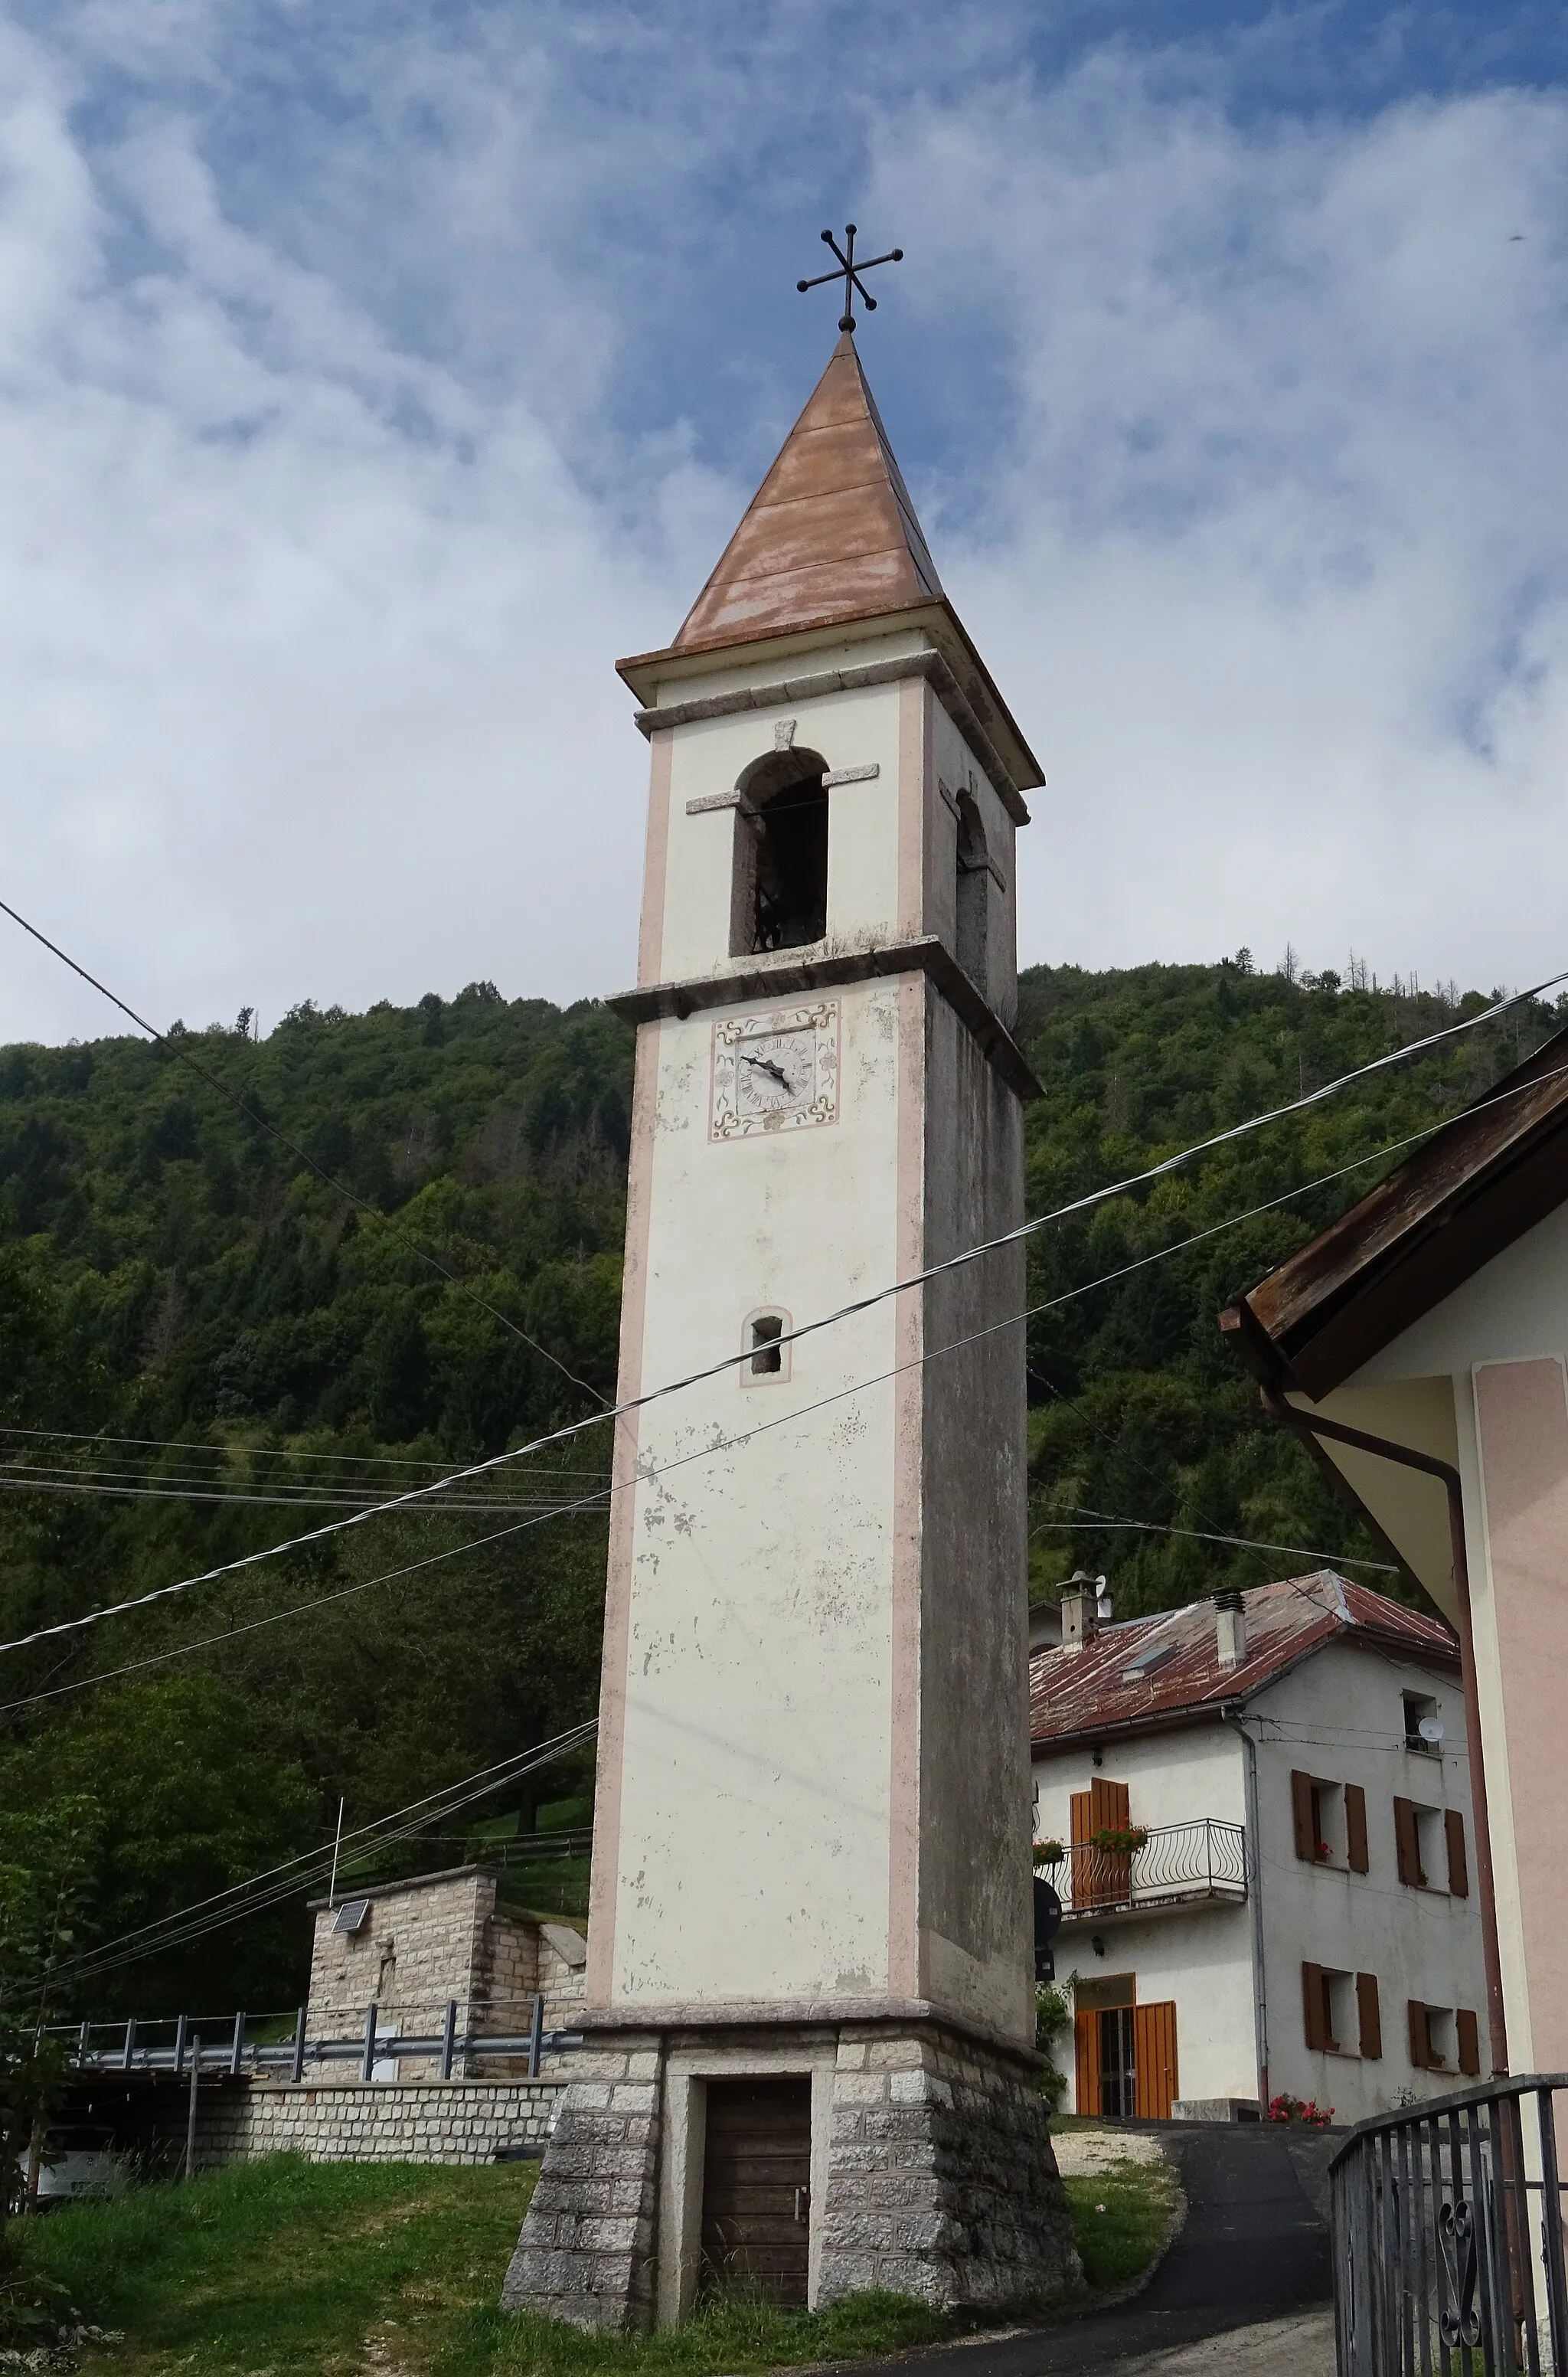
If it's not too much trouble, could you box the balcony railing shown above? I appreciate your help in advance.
[1330,2073,1568,2376]
[1047,1818,1247,1918]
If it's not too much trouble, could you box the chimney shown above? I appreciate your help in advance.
[1214,1587,1246,1669]
[1059,1571,1104,1651]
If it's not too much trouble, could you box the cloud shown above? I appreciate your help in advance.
[0,4,1565,1045]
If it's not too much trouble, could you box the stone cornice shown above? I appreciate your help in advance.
[634,649,1031,829]
[604,936,1043,1102]
[575,1996,1042,2069]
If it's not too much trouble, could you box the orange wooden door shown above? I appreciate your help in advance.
[1132,2001,1179,2120]
[1070,1779,1131,1908]
[1074,2008,1102,2115]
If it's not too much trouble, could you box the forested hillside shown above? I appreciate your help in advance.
[0,959,1557,2017]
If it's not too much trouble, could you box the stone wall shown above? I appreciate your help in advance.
[142,2077,572,2173]
[305,1865,586,2079]
[501,2016,1080,2333]
[818,2024,1079,2307]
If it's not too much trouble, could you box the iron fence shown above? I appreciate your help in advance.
[1048,1817,1246,1918]
[53,1995,582,2085]
[1330,2072,1568,2375]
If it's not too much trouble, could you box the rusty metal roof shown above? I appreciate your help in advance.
[1220,1026,1568,1399]
[665,332,942,656]
[1030,1571,1458,1747]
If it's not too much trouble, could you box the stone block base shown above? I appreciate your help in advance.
[501,2015,1080,2332]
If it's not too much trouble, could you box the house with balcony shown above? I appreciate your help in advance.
[1031,1571,1488,2124]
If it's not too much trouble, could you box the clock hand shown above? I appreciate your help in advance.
[740,1054,794,1090]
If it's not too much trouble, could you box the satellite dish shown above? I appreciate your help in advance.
[1419,1715,1444,1746]
[1033,1877,1063,1947]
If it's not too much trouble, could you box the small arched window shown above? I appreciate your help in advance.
[730,751,829,956]
[741,1306,792,1385]
[956,791,990,989]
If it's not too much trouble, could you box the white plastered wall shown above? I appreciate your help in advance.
[608,982,903,2005]
[1312,1197,1568,2075]
[1033,1721,1253,2110]
[1250,1637,1486,2122]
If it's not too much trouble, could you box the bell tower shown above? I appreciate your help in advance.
[505,330,1078,2328]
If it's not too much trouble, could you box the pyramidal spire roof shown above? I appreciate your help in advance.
[617,335,1044,800]
[669,332,944,655]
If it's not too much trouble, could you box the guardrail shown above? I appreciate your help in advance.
[1047,1818,1247,1918]
[54,1995,582,2084]
[1329,2072,1568,2376]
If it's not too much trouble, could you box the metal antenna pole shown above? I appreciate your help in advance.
[328,1797,345,1908]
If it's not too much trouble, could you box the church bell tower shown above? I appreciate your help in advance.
[505,325,1077,2328]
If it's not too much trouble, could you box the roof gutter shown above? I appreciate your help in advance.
[1257,1382,1508,2079]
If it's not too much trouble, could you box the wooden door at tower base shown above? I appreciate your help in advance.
[700,2077,812,2304]
[1133,2001,1179,2120]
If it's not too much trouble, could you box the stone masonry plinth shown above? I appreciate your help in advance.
[501,2014,1080,2333]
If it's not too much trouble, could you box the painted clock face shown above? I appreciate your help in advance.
[710,1002,840,1140]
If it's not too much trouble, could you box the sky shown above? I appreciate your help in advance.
[3,0,1568,1043]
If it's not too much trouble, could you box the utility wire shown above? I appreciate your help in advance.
[0,1424,609,1477]
[0,895,607,1411]
[12,1067,1558,1717]
[52,1723,598,1986]
[1027,1503,1398,1574]
[0,1476,596,1515]
[4,965,1560,1663]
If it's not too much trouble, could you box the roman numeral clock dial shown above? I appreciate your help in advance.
[710,1002,841,1139]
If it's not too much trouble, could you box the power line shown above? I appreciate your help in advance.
[9,1079,1542,1718]
[5,986,1562,1665]
[1027,1504,1398,1574]
[51,1723,599,1986]
[0,894,607,1411]
[0,1424,609,1477]
[0,1475,599,1515]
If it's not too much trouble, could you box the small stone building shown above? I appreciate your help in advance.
[305,1864,586,2079]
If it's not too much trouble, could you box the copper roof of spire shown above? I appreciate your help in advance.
[668,332,943,656]
[616,335,1045,798]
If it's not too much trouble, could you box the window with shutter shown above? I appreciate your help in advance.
[1457,2009,1481,2077]
[1393,1797,1424,1885]
[1345,1785,1369,1874]
[1446,1810,1469,1898]
[1407,2000,1433,2069]
[1356,1973,1382,2059]
[1292,1770,1316,1861]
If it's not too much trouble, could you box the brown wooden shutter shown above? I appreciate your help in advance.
[1345,1785,1370,1874]
[1457,2009,1481,2077]
[1393,1797,1423,1885]
[1356,1973,1383,2059]
[1446,1810,1469,1898]
[1090,1777,1131,1830]
[1070,1790,1093,1849]
[1302,1962,1327,2051]
[1133,2001,1179,2120]
[1407,2000,1431,2068]
[1074,2006,1102,2114]
[1292,1770,1317,1861]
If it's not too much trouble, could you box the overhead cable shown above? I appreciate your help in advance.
[2,980,1562,1662]
[15,1064,1565,1714]
[0,895,607,1410]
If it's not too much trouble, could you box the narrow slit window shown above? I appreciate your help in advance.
[750,1315,785,1375]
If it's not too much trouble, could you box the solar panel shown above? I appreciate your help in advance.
[332,1898,371,1934]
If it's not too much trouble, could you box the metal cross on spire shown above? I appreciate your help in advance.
[796,224,903,334]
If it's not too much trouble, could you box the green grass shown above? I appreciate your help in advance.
[1061,2158,1182,2293]
[15,2147,1177,2375]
